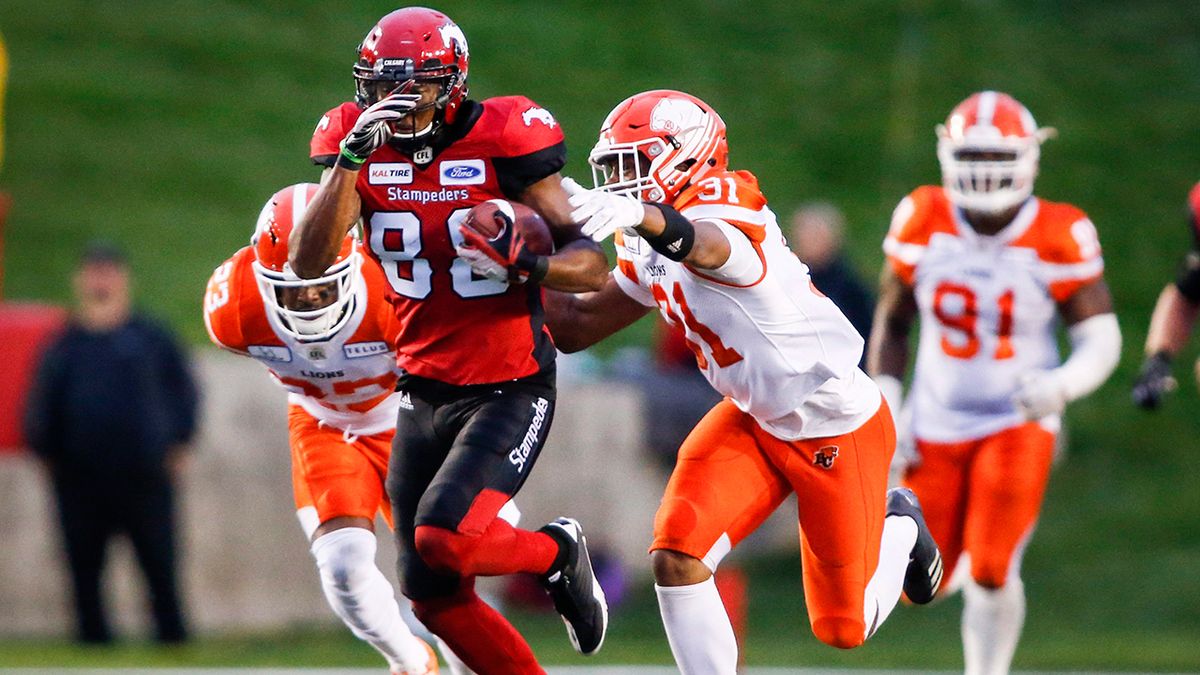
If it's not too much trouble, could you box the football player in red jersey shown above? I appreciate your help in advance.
[1132,181,1200,408]
[290,7,609,673]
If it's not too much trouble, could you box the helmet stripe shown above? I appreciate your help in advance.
[977,90,998,129]
[291,185,310,228]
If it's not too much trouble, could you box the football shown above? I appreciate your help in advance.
[461,199,555,256]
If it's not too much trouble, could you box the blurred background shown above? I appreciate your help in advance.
[0,0,1198,670]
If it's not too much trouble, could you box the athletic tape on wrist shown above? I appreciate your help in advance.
[336,144,368,170]
[643,204,695,262]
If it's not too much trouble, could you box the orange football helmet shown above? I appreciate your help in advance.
[589,89,728,203]
[937,91,1055,214]
[251,183,362,342]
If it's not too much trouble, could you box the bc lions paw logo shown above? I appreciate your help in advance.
[813,445,839,470]
[522,107,557,128]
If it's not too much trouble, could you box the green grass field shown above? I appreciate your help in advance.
[2,0,1199,670]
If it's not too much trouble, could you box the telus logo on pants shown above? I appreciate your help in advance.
[509,397,550,473]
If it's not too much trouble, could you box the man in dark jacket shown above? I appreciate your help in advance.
[790,203,876,353]
[24,241,198,643]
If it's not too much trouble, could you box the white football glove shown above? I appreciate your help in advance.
[455,245,508,282]
[1013,370,1068,420]
[562,177,645,242]
[340,92,422,163]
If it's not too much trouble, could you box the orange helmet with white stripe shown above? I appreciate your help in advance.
[937,91,1055,214]
[589,89,729,203]
[251,183,362,342]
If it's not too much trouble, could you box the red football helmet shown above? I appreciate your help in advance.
[589,89,729,203]
[353,7,469,141]
[937,91,1055,214]
[251,183,362,342]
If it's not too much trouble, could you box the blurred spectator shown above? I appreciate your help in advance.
[789,202,875,351]
[643,324,722,470]
[23,241,198,644]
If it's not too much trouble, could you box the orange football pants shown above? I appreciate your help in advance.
[652,398,895,646]
[288,404,393,530]
[906,421,1055,590]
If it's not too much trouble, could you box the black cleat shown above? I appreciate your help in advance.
[887,487,943,604]
[539,517,609,655]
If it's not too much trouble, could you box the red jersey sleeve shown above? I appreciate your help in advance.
[203,249,255,353]
[310,102,361,167]
[488,96,567,198]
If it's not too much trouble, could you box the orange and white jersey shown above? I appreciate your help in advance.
[204,245,404,436]
[884,185,1104,442]
[613,170,880,440]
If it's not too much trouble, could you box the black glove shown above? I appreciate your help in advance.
[1132,352,1175,410]
[457,206,548,284]
[337,93,421,168]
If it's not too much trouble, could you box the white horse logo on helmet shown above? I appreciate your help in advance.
[649,98,706,137]
[438,23,469,56]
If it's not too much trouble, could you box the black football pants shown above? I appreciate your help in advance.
[386,369,556,600]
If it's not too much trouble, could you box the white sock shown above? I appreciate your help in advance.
[862,514,919,639]
[311,528,431,673]
[656,578,738,675]
[963,577,1025,675]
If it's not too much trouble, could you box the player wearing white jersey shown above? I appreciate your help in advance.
[545,90,942,674]
[867,91,1121,675]
[206,184,463,675]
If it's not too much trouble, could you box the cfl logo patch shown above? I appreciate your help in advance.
[813,445,838,470]
[508,397,550,473]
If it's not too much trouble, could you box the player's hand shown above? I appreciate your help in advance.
[1132,352,1176,410]
[455,244,508,281]
[457,203,546,284]
[338,92,422,166]
[1013,370,1067,420]
[563,177,645,242]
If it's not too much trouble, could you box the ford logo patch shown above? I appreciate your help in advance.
[445,165,481,179]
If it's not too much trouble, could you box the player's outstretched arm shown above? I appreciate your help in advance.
[290,166,362,278]
[1134,284,1199,408]
[1144,284,1200,358]
[563,179,731,269]
[544,274,652,353]
[520,174,609,292]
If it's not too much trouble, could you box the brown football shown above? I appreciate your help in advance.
[461,199,555,255]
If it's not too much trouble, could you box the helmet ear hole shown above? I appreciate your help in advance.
[675,159,697,172]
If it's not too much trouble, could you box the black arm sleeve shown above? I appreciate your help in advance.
[312,155,337,168]
[22,337,68,460]
[493,141,567,200]
[1173,213,1200,303]
[154,325,200,445]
